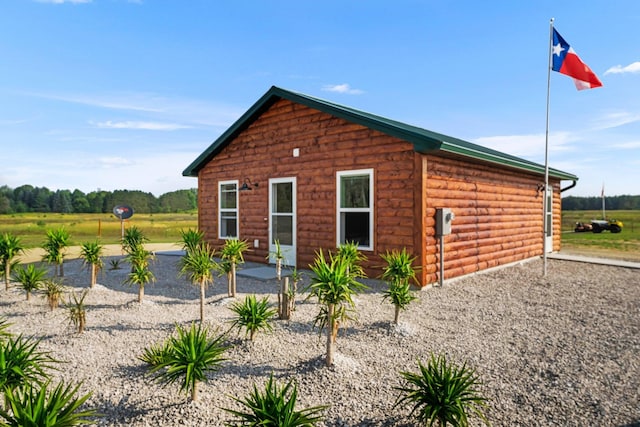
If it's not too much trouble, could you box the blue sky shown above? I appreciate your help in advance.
[1,0,639,197]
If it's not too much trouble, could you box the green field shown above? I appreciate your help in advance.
[561,210,640,259]
[0,212,198,247]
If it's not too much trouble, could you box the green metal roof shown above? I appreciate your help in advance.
[183,86,578,181]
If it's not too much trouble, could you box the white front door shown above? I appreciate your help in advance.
[269,177,296,267]
[545,187,553,252]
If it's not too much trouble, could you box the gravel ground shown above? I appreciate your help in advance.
[2,254,639,426]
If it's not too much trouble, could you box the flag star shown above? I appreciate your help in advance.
[553,43,565,57]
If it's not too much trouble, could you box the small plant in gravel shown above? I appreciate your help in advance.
[12,264,47,301]
[108,259,123,270]
[180,228,204,256]
[124,245,156,304]
[65,290,88,334]
[220,238,249,298]
[179,243,219,325]
[41,227,70,277]
[336,241,367,279]
[0,318,12,341]
[224,373,327,426]
[394,353,490,427]
[0,232,24,291]
[41,279,64,311]
[121,225,148,255]
[215,259,234,297]
[143,322,228,401]
[138,340,172,367]
[229,295,277,341]
[308,249,367,367]
[0,380,98,426]
[79,240,104,288]
[381,248,419,324]
[0,334,58,401]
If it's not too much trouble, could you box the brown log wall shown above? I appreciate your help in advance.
[422,155,561,285]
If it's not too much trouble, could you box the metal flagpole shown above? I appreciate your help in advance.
[543,18,554,276]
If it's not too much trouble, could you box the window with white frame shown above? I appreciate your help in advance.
[219,181,238,239]
[337,169,373,250]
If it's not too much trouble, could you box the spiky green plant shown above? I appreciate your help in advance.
[0,380,98,426]
[381,248,419,324]
[79,241,104,288]
[180,228,204,256]
[179,243,218,324]
[0,233,24,291]
[124,245,155,303]
[144,323,228,401]
[108,259,122,270]
[41,279,64,311]
[215,260,234,297]
[0,334,58,399]
[268,239,285,281]
[64,291,88,334]
[307,249,367,367]
[220,239,249,298]
[383,282,418,324]
[41,228,70,277]
[394,353,490,427]
[121,226,148,255]
[224,374,327,426]
[138,339,172,367]
[229,295,277,341]
[0,318,12,341]
[336,241,367,279]
[12,264,47,301]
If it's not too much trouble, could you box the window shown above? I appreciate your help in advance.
[219,181,238,239]
[337,169,373,250]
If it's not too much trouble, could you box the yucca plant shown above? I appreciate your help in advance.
[12,264,47,301]
[220,239,249,298]
[0,233,24,291]
[144,323,228,401]
[41,228,70,277]
[64,291,88,334]
[224,374,327,426]
[124,245,155,303]
[121,226,148,255]
[41,279,64,311]
[268,239,285,281]
[180,228,204,256]
[0,318,12,341]
[336,241,367,279]
[0,334,58,400]
[307,249,367,367]
[138,339,172,368]
[215,260,234,298]
[394,353,490,427]
[79,240,104,288]
[0,380,98,426]
[229,295,277,341]
[381,248,419,324]
[179,243,218,324]
[108,259,122,270]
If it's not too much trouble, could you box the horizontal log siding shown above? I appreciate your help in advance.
[197,99,417,273]
[422,155,561,285]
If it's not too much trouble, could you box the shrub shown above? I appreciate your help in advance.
[224,374,326,426]
[65,290,88,334]
[41,279,64,311]
[229,295,277,341]
[394,353,490,427]
[0,334,58,397]
[12,264,47,301]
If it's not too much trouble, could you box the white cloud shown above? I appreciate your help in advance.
[604,61,640,75]
[98,157,133,167]
[322,83,364,95]
[35,0,91,3]
[92,120,191,131]
[473,131,578,158]
[592,111,640,130]
[612,140,640,149]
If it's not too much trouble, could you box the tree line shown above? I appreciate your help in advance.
[0,185,197,214]
[562,195,640,211]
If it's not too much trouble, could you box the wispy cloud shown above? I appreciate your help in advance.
[592,111,640,130]
[612,140,640,149]
[473,131,579,158]
[91,120,191,131]
[604,61,640,75]
[322,83,364,95]
[0,119,29,126]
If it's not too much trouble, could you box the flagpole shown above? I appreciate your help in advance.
[543,18,554,277]
[602,183,606,219]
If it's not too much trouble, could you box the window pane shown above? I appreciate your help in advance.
[340,212,369,246]
[220,212,237,238]
[272,215,293,245]
[221,184,237,209]
[340,175,369,208]
[272,182,292,213]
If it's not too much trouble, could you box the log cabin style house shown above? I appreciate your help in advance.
[183,86,578,286]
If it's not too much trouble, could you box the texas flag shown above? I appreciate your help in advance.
[552,29,603,90]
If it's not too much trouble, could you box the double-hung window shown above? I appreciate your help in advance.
[219,180,238,239]
[337,169,373,250]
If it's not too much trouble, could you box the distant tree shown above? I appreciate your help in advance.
[71,189,90,213]
[51,190,73,213]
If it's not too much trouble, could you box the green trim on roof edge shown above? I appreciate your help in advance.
[183,86,578,181]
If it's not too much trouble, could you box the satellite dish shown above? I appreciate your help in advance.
[113,205,134,220]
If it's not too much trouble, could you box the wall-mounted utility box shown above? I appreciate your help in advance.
[435,208,454,236]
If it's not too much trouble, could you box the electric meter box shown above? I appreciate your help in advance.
[435,208,454,236]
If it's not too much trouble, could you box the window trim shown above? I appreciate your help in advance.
[336,168,374,251]
[218,180,239,239]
